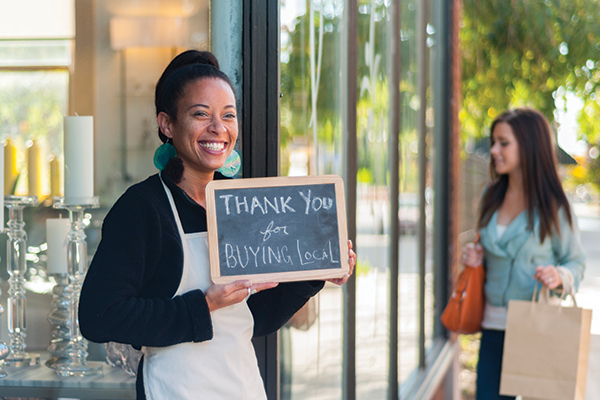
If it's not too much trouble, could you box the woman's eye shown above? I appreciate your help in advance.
[224,113,237,119]
[195,111,209,117]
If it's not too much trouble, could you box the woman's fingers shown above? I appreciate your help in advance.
[205,280,280,311]
[205,280,252,312]
[533,265,562,290]
[326,240,355,286]
[348,240,356,276]
[461,242,484,267]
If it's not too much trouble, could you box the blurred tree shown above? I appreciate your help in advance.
[460,0,600,141]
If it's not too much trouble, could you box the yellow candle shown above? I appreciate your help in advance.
[4,139,18,195]
[50,157,62,197]
[28,140,42,198]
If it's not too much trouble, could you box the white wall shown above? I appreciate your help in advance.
[91,1,209,206]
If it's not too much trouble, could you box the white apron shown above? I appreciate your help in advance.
[142,179,266,400]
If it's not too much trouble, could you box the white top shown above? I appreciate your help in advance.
[496,223,508,238]
[142,179,266,400]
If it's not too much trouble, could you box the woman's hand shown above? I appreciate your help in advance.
[205,280,279,312]
[461,242,484,267]
[533,265,562,290]
[326,240,356,286]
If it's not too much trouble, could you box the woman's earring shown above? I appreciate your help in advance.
[153,139,177,170]
[217,149,241,177]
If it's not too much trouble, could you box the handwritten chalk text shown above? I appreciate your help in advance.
[223,239,339,269]
[219,195,296,215]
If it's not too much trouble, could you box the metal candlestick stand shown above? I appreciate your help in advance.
[4,195,40,367]
[51,196,102,376]
[45,273,70,368]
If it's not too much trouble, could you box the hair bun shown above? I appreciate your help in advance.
[171,50,220,71]
[194,51,220,70]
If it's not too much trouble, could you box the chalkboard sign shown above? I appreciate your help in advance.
[206,175,349,284]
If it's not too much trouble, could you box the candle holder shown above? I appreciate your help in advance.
[4,195,40,367]
[51,196,102,377]
[45,273,70,369]
[0,293,9,378]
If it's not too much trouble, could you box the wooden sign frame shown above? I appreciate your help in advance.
[206,175,349,284]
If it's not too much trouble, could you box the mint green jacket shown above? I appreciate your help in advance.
[479,206,585,307]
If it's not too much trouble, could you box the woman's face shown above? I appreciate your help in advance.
[490,122,521,176]
[161,77,238,175]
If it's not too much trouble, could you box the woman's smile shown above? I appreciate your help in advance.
[160,77,238,176]
[198,141,227,152]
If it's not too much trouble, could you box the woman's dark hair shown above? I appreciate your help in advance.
[155,50,236,182]
[478,108,572,242]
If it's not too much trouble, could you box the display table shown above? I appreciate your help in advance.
[0,352,135,399]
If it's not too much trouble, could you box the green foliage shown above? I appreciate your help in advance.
[280,1,395,183]
[357,167,374,184]
[458,332,481,399]
[355,256,373,277]
[461,0,600,139]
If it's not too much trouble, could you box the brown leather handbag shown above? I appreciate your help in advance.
[441,237,485,334]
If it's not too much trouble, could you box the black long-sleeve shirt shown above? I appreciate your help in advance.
[79,172,324,350]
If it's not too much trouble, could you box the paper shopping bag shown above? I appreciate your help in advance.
[585,335,600,400]
[500,290,592,400]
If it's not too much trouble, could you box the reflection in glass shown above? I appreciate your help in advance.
[0,70,69,196]
[355,0,391,398]
[280,0,344,398]
[398,0,420,383]
[0,40,72,67]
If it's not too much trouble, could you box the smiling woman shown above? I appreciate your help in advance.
[78,49,356,400]
[157,78,238,191]
[462,108,585,400]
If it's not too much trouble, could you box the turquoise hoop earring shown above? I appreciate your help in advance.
[153,139,177,170]
[217,149,241,177]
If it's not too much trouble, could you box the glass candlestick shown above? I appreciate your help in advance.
[45,273,70,369]
[0,293,9,377]
[4,195,40,367]
[51,196,102,377]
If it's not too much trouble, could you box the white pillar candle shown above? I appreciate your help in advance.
[64,116,94,203]
[46,217,70,274]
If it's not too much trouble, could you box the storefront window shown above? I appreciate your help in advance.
[280,0,345,398]
[398,0,421,382]
[0,67,69,196]
[355,0,392,397]
[0,0,73,198]
[281,0,451,397]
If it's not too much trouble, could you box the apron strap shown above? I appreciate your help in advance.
[159,174,186,239]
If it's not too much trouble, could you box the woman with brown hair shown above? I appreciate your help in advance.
[461,108,585,400]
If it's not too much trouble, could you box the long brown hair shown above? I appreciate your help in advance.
[478,108,572,242]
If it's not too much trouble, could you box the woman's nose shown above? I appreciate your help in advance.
[210,118,226,134]
[490,143,499,155]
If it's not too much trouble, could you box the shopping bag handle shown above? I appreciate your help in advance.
[532,280,578,308]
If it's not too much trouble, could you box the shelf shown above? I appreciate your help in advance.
[0,351,135,399]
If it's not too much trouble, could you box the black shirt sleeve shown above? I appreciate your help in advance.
[248,281,325,337]
[79,180,214,348]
